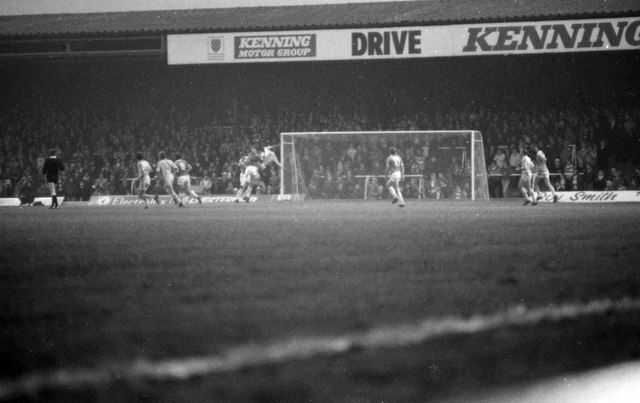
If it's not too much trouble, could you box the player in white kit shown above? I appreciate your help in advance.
[385,146,405,208]
[532,143,559,203]
[519,148,536,205]
[135,152,155,209]
[234,153,251,203]
[262,145,283,170]
[155,151,182,207]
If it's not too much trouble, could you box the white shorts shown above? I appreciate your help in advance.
[387,171,402,183]
[518,175,532,190]
[177,175,190,188]
[138,177,151,191]
[244,166,260,184]
[239,173,249,187]
[162,174,175,188]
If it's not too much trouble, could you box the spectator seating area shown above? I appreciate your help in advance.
[1,55,638,203]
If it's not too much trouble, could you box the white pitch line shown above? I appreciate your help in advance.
[2,297,640,400]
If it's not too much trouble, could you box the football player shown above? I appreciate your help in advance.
[385,146,405,207]
[519,148,536,205]
[532,143,559,203]
[42,148,65,209]
[174,153,202,205]
[156,151,182,207]
[135,152,155,209]
[262,145,284,170]
[236,145,264,203]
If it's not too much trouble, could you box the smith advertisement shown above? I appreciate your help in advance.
[168,17,640,64]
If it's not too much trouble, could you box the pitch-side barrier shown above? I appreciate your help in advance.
[0,194,298,207]
[2,191,639,207]
[84,191,640,204]
[0,197,66,207]
[86,194,302,206]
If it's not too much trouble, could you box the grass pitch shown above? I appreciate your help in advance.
[1,200,640,402]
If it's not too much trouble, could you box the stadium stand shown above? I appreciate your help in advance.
[0,1,638,201]
[1,54,638,201]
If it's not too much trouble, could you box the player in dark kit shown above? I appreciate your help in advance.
[42,148,65,208]
[235,145,265,203]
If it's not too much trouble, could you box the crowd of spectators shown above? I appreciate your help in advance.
[1,55,639,203]
[1,95,639,204]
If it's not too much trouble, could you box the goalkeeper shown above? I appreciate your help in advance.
[385,146,405,207]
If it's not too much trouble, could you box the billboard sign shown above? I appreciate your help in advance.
[537,191,640,203]
[168,17,640,64]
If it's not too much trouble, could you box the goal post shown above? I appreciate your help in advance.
[280,130,489,201]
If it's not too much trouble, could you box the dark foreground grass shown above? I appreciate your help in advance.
[1,200,640,401]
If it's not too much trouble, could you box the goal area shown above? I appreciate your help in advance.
[280,131,489,201]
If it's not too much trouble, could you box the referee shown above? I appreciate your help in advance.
[42,148,65,209]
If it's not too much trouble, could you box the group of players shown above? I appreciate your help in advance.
[383,143,561,209]
[135,151,203,209]
[233,145,264,203]
[232,144,282,203]
[518,144,560,205]
[44,143,555,209]
[135,144,282,208]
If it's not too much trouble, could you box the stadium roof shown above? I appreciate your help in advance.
[1,0,640,37]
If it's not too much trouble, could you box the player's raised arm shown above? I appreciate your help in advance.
[263,146,284,169]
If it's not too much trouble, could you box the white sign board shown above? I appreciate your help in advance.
[538,191,640,203]
[168,17,640,64]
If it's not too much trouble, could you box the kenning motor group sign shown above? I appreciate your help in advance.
[168,17,640,64]
[234,34,316,59]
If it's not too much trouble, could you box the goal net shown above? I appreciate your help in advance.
[280,131,489,201]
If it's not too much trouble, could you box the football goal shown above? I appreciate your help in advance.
[280,131,489,201]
